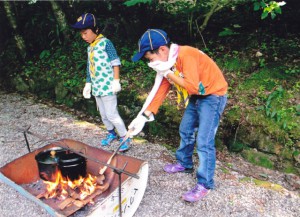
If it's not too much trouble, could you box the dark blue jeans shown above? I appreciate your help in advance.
[175,94,227,189]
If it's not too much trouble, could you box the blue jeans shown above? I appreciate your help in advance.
[175,94,227,189]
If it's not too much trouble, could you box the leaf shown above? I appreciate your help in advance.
[271,12,276,19]
[254,2,260,11]
[233,24,241,28]
[275,7,282,14]
[261,11,269,19]
[124,0,151,7]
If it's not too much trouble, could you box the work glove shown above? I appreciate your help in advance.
[83,83,91,99]
[128,113,154,136]
[112,79,121,94]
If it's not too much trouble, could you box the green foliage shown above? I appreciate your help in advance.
[218,25,241,37]
[124,0,152,6]
[253,0,286,19]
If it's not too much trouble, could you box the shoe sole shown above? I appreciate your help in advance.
[182,190,210,202]
[164,168,194,174]
[119,148,130,152]
[101,139,117,146]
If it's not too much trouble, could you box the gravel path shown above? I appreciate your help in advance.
[0,91,299,217]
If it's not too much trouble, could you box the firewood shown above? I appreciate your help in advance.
[97,174,105,181]
[36,191,49,199]
[97,182,110,191]
[58,197,74,210]
[67,188,81,200]
[72,200,84,208]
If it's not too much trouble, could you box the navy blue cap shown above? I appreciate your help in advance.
[132,29,170,62]
[71,13,96,29]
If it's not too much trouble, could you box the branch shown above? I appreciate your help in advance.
[196,0,233,33]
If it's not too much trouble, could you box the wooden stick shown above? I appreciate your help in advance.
[99,129,132,175]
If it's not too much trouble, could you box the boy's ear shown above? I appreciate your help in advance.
[159,45,169,54]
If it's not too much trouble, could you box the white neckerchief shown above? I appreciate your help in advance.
[138,44,179,116]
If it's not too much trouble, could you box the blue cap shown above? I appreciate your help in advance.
[132,29,170,62]
[71,13,96,29]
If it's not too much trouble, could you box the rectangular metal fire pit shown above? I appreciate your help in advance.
[0,139,148,217]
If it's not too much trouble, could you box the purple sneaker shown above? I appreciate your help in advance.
[182,184,210,202]
[163,163,193,174]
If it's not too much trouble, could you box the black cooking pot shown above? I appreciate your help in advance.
[58,152,87,181]
[35,147,66,182]
[35,147,87,182]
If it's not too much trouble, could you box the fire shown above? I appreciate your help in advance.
[43,170,98,200]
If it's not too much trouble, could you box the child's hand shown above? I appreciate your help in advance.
[128,113,154,136]
[83,83,91,99]
[112,79,121,94]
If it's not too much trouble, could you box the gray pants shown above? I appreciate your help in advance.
[95,95,127,137]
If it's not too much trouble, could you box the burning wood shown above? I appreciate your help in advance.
[36,169,109,211]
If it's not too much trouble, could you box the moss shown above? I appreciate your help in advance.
[228,141,246,152]
[252,179,285,192]
[280,147,295,161]
[220,167,230,174]
[282,161,299,174]
[240,177,285,192]
[239,177,252,182]
[12,75,29,92]
[241,149,274,169]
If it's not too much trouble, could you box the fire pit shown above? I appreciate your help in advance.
[0,139,148,217]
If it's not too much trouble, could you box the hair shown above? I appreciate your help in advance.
[90,26,100,35]
[149,43,171,54]
[80,26,100,35]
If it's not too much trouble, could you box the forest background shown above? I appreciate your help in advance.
[0,0,299,176]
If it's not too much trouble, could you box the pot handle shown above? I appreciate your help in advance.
[78,147,87,156]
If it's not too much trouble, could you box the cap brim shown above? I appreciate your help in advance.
[132,51,145,62]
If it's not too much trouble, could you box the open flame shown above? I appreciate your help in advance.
[43,170,98,201]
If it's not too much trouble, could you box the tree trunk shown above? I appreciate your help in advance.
[3,1,26,59]
[50,1,70,43]
[198,0,220,32]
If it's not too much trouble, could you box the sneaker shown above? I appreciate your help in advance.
[163,163,194,174]
[101,133,117,146]
[182,184,210,202]
[118,137,131,152]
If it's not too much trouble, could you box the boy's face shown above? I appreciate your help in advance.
[144,46,169,63]
[80,29,97,44]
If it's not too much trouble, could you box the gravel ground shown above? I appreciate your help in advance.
[0,91,299,217]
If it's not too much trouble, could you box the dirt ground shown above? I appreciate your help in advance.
[0,91,299,217]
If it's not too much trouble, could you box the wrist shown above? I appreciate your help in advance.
[142,112,150,120]
[164,70,173,78]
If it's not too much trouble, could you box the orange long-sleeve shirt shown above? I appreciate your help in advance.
[147,46,228,114]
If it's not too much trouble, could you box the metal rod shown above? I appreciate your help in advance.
[115,162,128,217]
[118,170,122,217]
[23,132,31,153]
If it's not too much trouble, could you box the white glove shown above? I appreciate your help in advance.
[128,113,154,136]
[112,79,121,94]
[83,83,91,99]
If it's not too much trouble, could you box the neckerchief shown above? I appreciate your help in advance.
[89,34,104,78]
[171,64,189,108]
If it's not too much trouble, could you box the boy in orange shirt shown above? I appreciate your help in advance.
[128,29,228,202]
